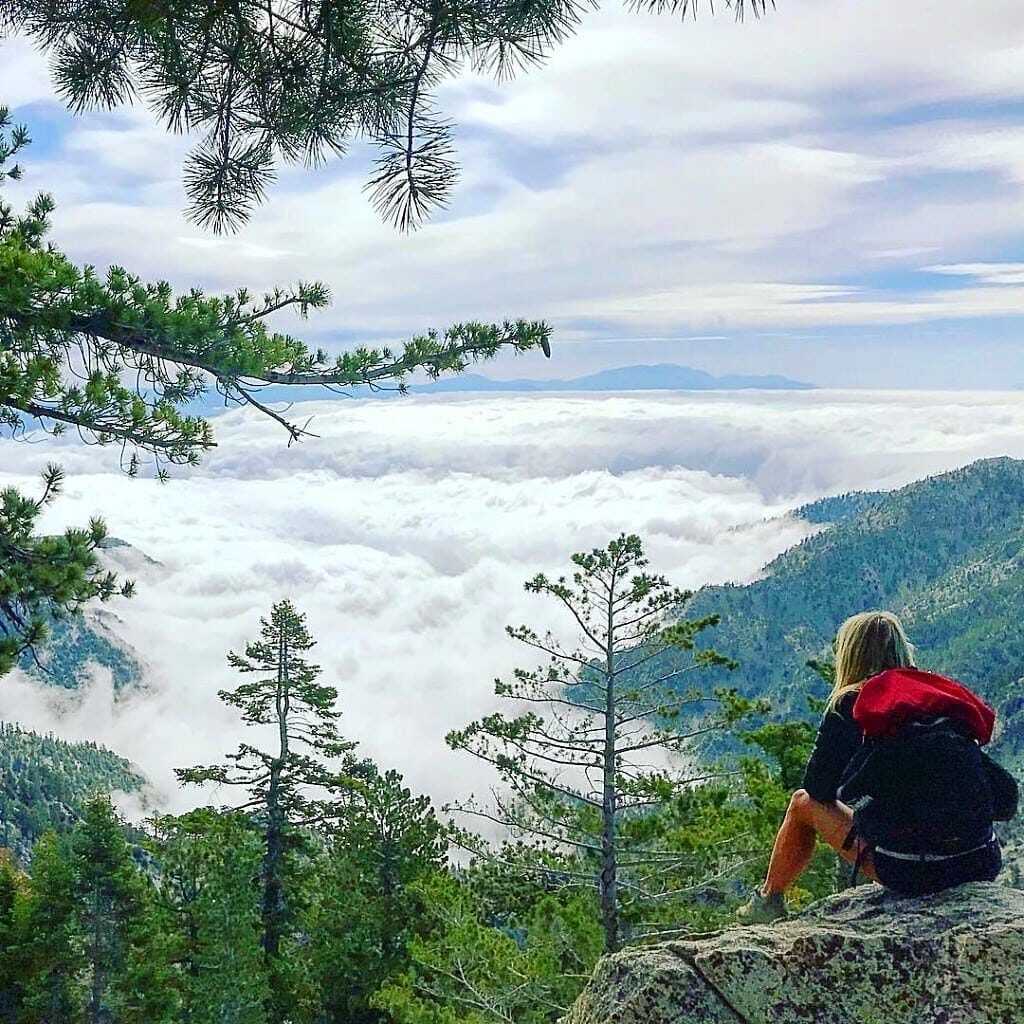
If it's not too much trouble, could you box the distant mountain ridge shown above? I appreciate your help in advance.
[414,364,816,394]
[193,363,815,414]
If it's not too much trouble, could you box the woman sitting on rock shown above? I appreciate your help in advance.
[739,610,1017,923]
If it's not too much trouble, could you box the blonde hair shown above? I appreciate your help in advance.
[826,611,915,712]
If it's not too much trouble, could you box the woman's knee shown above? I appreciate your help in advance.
[786,789,814,819]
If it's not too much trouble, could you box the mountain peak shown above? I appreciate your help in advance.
[417,363,816,394]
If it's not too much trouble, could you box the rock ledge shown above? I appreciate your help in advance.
[562,882,1024,1024]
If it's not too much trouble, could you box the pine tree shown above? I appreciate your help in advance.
[18,831,86,1024]
[151,809,269,1024]
[372,870,602,1024]
[177,599,364,1022]
[0,465,132,675]
[69,796,176,1024]
[304,766,447,1023]
[1,1,767,230]
[447,534,746,953]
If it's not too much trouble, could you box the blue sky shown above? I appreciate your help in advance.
[4,0,1024,388]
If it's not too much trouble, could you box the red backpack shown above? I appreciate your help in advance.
[853,668,994,743]
[837,668,1017,857]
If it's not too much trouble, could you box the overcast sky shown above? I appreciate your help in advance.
[3,1,1024,387]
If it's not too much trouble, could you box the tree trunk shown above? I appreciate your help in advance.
[600,570,619,954]
[262,768,284,961]
[88,892,107,1024]
[263,627,291,963]
[262,628,293,1023]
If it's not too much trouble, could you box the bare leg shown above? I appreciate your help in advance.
[762,789,877,895]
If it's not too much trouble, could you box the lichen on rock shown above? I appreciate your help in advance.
[561,882,1024,1024]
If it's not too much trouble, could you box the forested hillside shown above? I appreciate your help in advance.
[16,536,149,691]
[0,723,145,861]
[18,613,143,691]
[672,456,1024,755]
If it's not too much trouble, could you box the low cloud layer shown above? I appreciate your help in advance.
[1,390,1022,817]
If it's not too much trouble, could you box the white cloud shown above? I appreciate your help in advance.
[8,0,1024,362]
[924,262,1024,285]
[548,278,1024,331]
[0,37,54,109]
[1,391,1023,818]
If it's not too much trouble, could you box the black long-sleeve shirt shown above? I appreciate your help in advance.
[802,691,862,804]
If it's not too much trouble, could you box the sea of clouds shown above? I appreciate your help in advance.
[1,389,1024,818]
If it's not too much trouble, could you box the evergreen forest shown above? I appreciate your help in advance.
[0,562,834,1024]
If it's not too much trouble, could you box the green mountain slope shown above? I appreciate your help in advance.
[17,538,152,691]
[669,457,1024,754]
[0,723,146,862]
[793,490,887,525]
[19,613,144,690]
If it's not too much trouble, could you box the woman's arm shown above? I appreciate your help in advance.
[802,694,863,803]
[982,750,1019,821]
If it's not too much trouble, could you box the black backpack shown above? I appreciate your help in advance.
[837,716,1018,856]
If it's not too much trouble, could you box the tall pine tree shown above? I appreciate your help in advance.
[448,534,743,953]
[178,599,364,1022]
